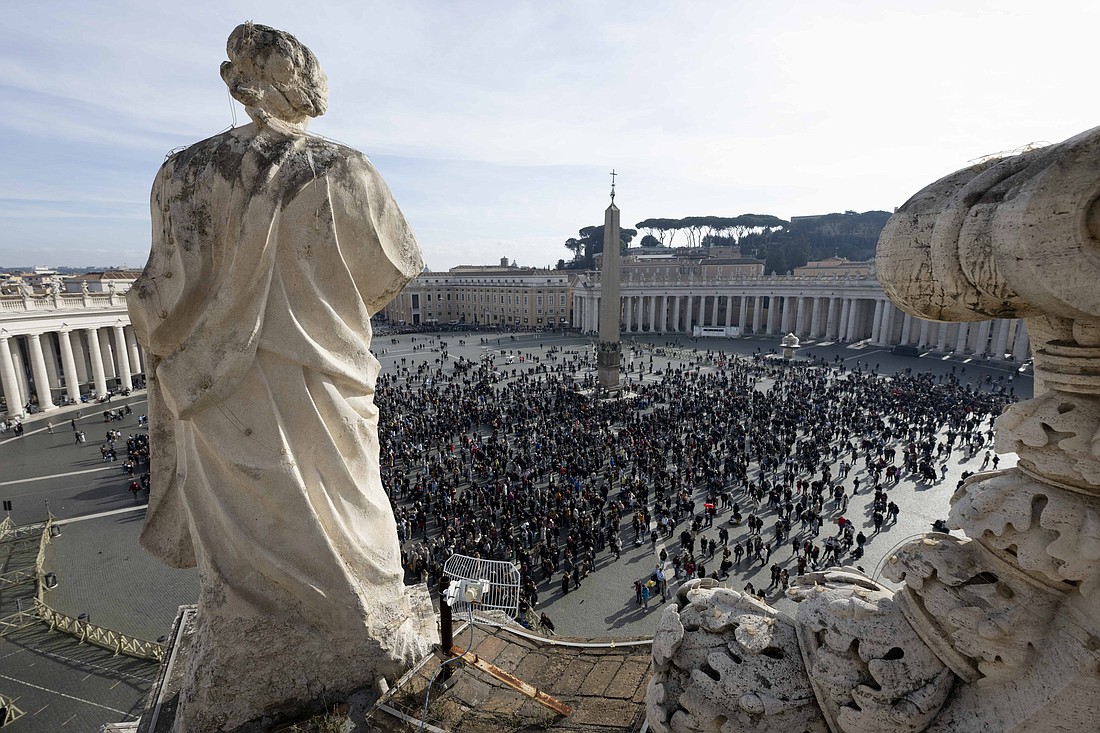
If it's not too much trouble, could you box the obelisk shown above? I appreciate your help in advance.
[597,171,622,389]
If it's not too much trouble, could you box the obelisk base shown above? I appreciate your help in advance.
[597,343,621,389]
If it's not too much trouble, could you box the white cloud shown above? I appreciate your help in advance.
[2,0,1099,269]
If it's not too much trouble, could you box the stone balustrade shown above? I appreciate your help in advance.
[0,290,140,416]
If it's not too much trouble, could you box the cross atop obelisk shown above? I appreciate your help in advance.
[597,171,622,389]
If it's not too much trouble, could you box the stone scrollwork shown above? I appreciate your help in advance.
[647,579,828,733]
[949,468,1100,596]
[789,571,954,733]
[882,533,1062,686]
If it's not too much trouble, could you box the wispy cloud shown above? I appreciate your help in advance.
[2,0,1099,269]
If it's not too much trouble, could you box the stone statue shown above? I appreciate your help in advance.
[128,23,435,732]
[648,125,1100,732]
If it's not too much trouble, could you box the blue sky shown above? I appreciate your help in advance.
[2,1,1098,271]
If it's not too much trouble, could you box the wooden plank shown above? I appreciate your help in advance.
[449,645,573,717]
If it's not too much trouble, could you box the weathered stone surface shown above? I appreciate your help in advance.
[128,22,434,732]
[646,580,828,733]
[790,570,954,732]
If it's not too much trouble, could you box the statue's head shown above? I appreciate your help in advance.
[220,23,328,129]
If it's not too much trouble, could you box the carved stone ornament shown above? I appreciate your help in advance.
[648,125,1100,732]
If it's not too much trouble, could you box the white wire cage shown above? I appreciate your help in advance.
[442,554,521,623]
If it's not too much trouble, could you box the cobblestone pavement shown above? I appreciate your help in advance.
[0,625,156,731]
[43,514,198,642]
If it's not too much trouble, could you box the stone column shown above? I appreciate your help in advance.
[113,326,132,389]
[780,296,793,333]
[57,329,81,403]
[794,297,807,335]
[900,313,913,344]
[725,297,734,328]
[870,300,885,343]
[993,319,1011,359]
[767,296,780,334]
[98,328,116,381]
[880,304,896,345]
[973,320,992,356]
[1011,320,1030,362]
[42,335,61,395]
[839,298,852,341]
[738,296,750,333]
[623,297,633,333]
[0,336,23,414]
[937,322,950,351]
[753,296,764,333]
[659,295,668,332]
[824,297,838,339]
[26,333,56,411]
[672,296,682,332]
[126,326,143,376]
[70,331,89,385]
[10,338,30,402]
[85,327,108,397]
[917,319,931,349]
[846,300,860,341]
[954,322,970,354]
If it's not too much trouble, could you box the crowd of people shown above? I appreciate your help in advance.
[379,333,1016,627]
[2,328,1019,634]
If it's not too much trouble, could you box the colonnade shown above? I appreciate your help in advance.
[573,290,1030,363]
[0,324,144,415]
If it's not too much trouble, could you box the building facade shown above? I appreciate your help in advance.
[1,258,1032,417]
[571,268,1030,363]
[0,289,144,415]
[382,262,573,329]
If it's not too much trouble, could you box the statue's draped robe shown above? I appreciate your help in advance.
[128,125,422,637]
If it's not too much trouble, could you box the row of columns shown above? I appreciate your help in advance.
[575,292,1030,362]
[0,325,144,415]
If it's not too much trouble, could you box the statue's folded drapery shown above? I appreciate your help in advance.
[129,124,423,637]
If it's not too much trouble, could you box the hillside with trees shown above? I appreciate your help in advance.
[558,210,892,274]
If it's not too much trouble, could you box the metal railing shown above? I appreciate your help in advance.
[0,692,25,726]
[0,514,171,662]
[0,608,38,636]
[0,566,35,589]
[37,602,165,662]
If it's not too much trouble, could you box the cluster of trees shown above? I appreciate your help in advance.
[558,210,892,274]
[634,214,788,248]
[558,225,638,270]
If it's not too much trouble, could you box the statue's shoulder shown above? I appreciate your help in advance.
[158,129,245,179]
[302,136,377,173]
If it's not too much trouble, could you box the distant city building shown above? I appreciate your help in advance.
[381,257,574,328]
[62,270,142,293]
[792,257,874,277]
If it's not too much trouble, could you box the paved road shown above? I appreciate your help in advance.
[0,396,152,526]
